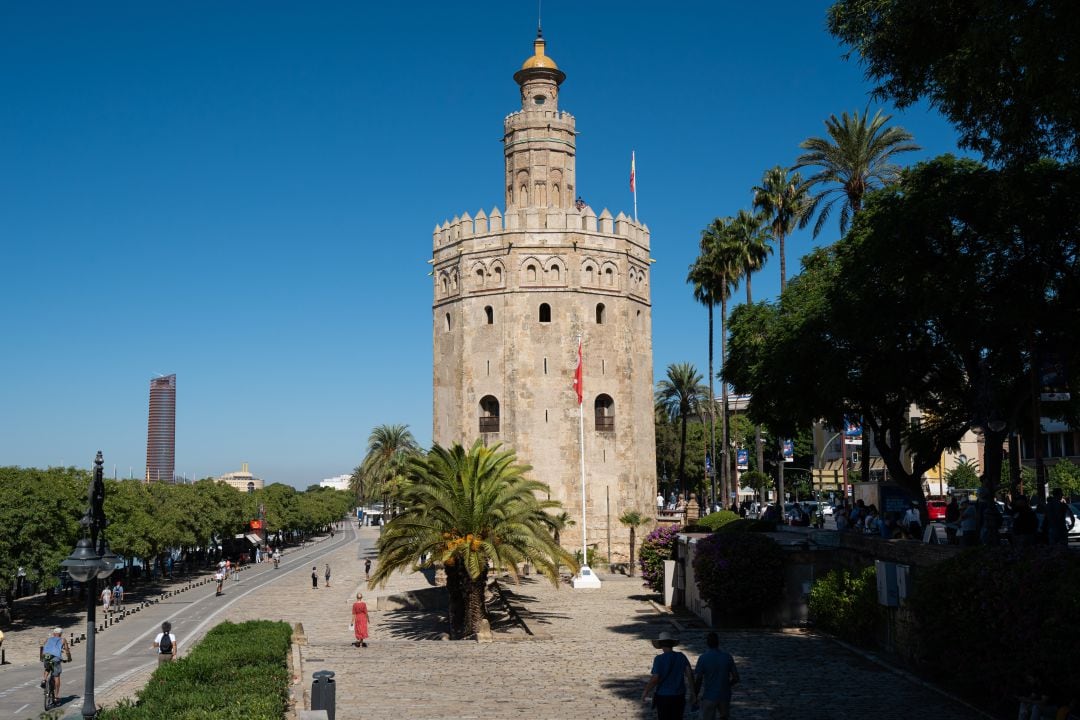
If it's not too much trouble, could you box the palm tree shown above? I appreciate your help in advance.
[752,166,811,292]
[724,209,772,481]
[350,424,420,518]
[795,108,918,485]
[687,232,721,510]
[618,510,647,576]
[545,510,575,547]
[370,440,576,638]
[793,107,919,238]
[654,363,705,499]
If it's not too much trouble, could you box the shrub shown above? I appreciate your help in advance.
[692,532,785,624]
[684,510,740,533]
[807,566,880,645]
[907,547,1080,709]
[712,518,777,533]
[639,523,681,592]
[98,620,292,720]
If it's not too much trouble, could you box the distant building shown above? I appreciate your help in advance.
[145,374,176,483]
[217,463,264,493]
[319,474,351,492]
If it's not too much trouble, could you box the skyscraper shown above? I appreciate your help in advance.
[146,374,176,483]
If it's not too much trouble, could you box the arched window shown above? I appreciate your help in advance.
[441,276,449,295]
[246,481,255,493]
[479,395,500,433]
[595,394,615,432]
[585,265,595,284]
[539,303,551,323]
[485,306,494,324]
[604,267,614,286]
[476,268,485,288]
[493,265,503,285]
[445,313,451,332]
[549,264,561,283]
[552,184,561,207]
[527,264,538,283]
[596,303,605,324]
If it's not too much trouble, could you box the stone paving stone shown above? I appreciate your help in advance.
[213,528,988,720]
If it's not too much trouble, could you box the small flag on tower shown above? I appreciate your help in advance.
[573,340,583,405]
[629,151,636,193]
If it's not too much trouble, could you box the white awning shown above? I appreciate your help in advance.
[245,533,264,546]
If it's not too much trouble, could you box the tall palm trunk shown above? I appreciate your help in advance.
[628,526,637,576]
[707,302,717,509]
[446,564,466,638]
[719,295,730,505]
[778,229,787,292]
[462,570,488,638]
[678,412,688,499]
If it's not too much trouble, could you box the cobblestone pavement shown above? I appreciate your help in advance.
[215,527,992,720]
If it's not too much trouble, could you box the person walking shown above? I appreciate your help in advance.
[153,621,177,665]
[959,499,978,547]
[112,579,124,613]
[214,568,224,596]
[364,558,372,580]
[311,566,319,589]
[903,501,922,539]
[641,631,695,720]
[100,583,112,616]
[1047,488,1076,546]
[944,496,961,545]
[324,563,331,589]
[352,592,369,647]
[693,632,739,720]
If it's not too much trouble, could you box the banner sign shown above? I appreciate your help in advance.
[783,440,794,463]
[736,448,749,470]
[1039,352,1071,401]
[844,419,862,445]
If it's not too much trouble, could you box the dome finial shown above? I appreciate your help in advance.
[537,0,543,37]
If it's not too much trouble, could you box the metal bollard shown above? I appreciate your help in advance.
[310,670,336,720]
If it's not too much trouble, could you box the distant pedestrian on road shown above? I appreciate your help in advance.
[311,566,319,589]
[1047,487,1076,546]
[694,632,739,720]
[324,563,331,588]
[153,621,177,664]
[642,631,695,720]
[364,559,372,580]
[100,584,112,616]
[352,592,369,647]
[113,579,124,613]
[214,569,224,596]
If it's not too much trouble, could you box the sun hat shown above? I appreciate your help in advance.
[651,631,679,649]
[52,627,62,635]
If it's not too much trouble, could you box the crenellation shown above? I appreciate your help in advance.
[489,207,503,232]
[474,209,488,234]
[460,211,473,238]
[598,208,614,234]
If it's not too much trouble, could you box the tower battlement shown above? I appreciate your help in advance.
[504,108,576,126]
[433,205,650,249]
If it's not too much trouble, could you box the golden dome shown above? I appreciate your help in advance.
[521,36,559,71]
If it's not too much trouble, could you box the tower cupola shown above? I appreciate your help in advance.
[513,31,566,111]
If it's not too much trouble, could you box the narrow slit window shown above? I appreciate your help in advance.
[596,303,605,324]
[485,306,494,324]
[539,303,551,323]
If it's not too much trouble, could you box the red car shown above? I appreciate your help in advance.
[927,499,948,522]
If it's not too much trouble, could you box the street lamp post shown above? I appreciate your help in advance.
[61,451,119,719]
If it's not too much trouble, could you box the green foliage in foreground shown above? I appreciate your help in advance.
[808,566,880,645]
[908,548,1080,709]
[684,510,740,533]
[98,620,292,720]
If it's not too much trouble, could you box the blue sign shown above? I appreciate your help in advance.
[783,439,794,462]
[736,448,749,470]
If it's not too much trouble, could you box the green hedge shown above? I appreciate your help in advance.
[98,620,292,720]
[683,510,740,533]
[807,566,880,645]
[907,547,1080,709]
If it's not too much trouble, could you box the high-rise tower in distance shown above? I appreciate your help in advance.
[146,374,176,483]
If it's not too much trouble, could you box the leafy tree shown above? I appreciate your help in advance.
[1049,460,1080,499]
[794,107,919,238]
[654,363,705,499]
[827,0,1080,164]
[945,461,981,491]
[618,510,647,576]
[739,470,772,498]
[370,441,575,639]
[752,165,810,291]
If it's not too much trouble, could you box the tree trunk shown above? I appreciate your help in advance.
[446,564,466,639]
[628,527,636,576]
[720,297,730,506]
[860,413,870,484]
[462,570,488,638]
[982,429,1006,496]
[678,413,688,499]
[779,230,787,292]
[707,303,717,510]
[1008,433,1022,497]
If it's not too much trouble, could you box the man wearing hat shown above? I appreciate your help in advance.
[40,628,70,698]
[642,631,695,719]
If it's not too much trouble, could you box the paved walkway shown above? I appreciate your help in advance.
[214,527,991,720]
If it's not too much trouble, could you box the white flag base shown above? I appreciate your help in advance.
[572,565,602,589]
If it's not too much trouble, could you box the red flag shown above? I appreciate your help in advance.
[573,340,583,405]
[629,151,636,193]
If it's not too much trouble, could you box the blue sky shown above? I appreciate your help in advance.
[0,1,964,487]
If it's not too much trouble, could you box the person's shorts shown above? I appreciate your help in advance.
[45,661,61,677]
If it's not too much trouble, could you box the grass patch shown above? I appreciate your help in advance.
[98,620,292,720]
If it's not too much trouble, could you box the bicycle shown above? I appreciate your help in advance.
[42,658,59,711]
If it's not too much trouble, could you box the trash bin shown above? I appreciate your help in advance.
[311,670,336,720]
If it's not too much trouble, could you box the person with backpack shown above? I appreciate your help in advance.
[641,631,695,720]
[153,621,177,664]
[311,566,319,589]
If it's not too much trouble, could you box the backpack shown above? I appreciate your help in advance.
[159,633,173,654]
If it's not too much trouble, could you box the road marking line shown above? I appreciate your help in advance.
[14,703,29,714]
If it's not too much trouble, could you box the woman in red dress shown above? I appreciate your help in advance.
[352,592,369,647]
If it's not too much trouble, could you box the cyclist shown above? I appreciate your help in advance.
[40,628,69,698]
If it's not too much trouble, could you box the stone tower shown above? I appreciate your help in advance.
[431,31,656,564]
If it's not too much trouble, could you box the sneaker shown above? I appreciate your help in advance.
[40,681,46,688]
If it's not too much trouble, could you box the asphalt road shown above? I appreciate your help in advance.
[0,525,356,719]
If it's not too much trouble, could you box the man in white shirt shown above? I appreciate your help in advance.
[656,493,664,513]
[100,585,112,616]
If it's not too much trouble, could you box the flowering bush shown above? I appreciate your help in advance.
[639,524,681,592]
[908,547,1080,709]
[692,532,785,624]
[808,566,880,644]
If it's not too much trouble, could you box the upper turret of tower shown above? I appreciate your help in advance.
[513,31,566,111]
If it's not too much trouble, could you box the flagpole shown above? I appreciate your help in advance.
[579,380,587,566]
[631,150,638,223]
[572,334,600,588]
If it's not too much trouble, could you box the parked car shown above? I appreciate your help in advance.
[1069,502,1080,541]
[927,499,948,522]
